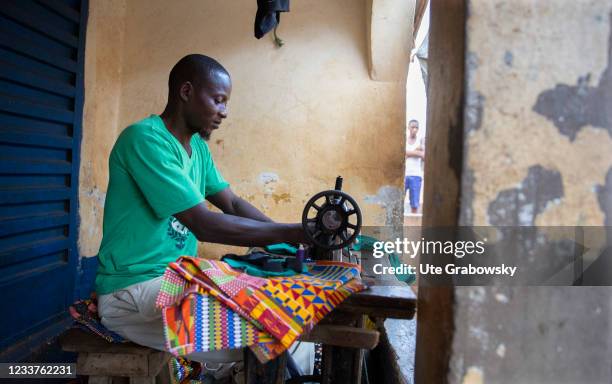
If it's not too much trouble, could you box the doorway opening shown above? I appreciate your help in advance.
[404,1,429,227]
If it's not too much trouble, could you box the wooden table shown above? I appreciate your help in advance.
[245,284,417,384]
[336,285,417,319]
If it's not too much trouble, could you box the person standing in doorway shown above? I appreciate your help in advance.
[405,119,425,214]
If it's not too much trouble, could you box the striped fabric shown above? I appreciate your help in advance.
[306,262,361,284]
[163,291,273,357]
[157,256,365,362]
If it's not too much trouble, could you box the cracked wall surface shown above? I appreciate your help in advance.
[463,1,612,228]
[448,1,612,383]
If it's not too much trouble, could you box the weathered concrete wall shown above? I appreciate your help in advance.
[450,287,612,384]
[79,0,127,257]
[447,1,612,383]
[368,0,416,81]
[79,0,410,257]
[463,1,612,228]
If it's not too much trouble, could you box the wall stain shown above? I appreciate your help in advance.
[466,90,485,133]
[503,50,513,67]
[465,51,484,134]
[596,167,612,227]
[577,167,612,285]
[466,51,479,72]
[532,12,612,141]
[272,193,291,204]
[258,172,279,185]
[460,167,475,225]
[364,186,403,226]
[488,165,563,226]
[538,323,548,336]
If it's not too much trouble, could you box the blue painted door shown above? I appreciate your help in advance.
[0,0,87,359]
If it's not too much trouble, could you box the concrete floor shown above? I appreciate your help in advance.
[386,197,419,384]
[386,316,417,384]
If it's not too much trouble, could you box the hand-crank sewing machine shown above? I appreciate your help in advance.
[301,176,363,261]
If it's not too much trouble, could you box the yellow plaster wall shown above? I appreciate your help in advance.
[368,0,415,81]
[78,0,127,257]
[79,0,407,257]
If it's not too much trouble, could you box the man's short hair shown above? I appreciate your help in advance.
[409,119,419,126]
[168,54,229,95]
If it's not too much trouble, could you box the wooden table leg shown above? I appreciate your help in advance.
[244,348,287,384]
[322,345,362,384]
[320,315,366,384]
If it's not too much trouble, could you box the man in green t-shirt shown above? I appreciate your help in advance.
[96,54,305,371]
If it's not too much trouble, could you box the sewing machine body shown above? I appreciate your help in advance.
[302,176,363,261]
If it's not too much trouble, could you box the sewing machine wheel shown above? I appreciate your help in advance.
[302,190,362,250]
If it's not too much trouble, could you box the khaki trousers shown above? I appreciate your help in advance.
[98,276,243,368]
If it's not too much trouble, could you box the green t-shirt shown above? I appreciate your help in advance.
[95,115,229,294]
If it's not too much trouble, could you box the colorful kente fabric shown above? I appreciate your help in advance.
[163,290,273,357]
[246,277,364,362]
[157,256,365,363]
[233,266,364,349]
[157,258,267,328]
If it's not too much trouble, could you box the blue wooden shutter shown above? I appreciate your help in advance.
[0,0,87,359]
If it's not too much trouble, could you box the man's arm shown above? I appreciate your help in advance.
[174,202,304,246]
[206,188,273,222]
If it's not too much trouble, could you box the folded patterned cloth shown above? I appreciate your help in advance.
[156,256,366,363]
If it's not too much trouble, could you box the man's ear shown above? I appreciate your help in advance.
[179,81,193,102]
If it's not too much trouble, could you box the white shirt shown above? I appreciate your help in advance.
[405,138,424,176]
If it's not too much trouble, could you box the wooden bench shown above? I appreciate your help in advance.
[59,329,172,384]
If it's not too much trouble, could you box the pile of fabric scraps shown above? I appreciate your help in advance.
[156,256,366,363]
[68,296,205,384]
[69,295,126,343]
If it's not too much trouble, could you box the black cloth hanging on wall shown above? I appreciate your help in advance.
[254,0,290,39]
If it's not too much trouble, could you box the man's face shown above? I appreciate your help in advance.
[409,122,419,138]
[184,71,232,140]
